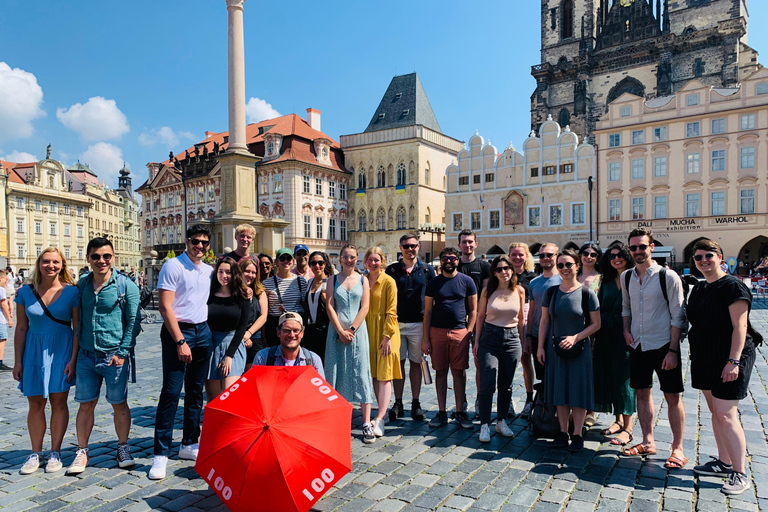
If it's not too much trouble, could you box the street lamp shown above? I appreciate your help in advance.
[419,223,446,263]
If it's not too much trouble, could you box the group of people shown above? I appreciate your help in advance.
[7,222,757,496]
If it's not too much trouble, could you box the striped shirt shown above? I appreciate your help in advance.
[264,274,307,316]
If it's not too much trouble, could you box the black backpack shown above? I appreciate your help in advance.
[265,345,314,366]
[625,267,688,341]
[529,382,560,438]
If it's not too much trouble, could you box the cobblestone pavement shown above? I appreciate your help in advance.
[2,304,768,511]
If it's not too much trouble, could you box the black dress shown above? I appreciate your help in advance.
[688,274,755,400]
[303,277,329,362]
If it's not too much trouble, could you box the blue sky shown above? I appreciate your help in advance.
[1,0,766,190]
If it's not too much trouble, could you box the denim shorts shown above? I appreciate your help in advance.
[74,348,130,404]
[0,323,7,340]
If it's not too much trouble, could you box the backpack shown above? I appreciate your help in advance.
[625,267,688,341]
[78,270,142,383]
[265,345,314,367]
[529,382,560,438]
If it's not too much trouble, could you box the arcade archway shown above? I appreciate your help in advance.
[738,236,768,266]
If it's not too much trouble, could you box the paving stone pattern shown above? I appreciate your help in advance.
[2,305,768,511]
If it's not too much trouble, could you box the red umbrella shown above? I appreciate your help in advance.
[196,365,353,512]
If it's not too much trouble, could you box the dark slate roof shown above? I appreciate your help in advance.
[364,73,442,133]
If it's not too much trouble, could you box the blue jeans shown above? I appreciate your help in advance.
[74,348,130,404]
[478,323,522,425]
[153,322,211,456]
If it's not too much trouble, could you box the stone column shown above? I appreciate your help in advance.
[226,0,247,153]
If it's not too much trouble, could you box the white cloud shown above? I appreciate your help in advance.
[57,97,129,141]
[246,97,281,123]
[0,62,46,140]
[2,150,39,163]
[79,142,128,186]
[138,126,196,148]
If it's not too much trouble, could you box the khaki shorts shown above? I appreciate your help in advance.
[399,322,423,363]
[429,327,470,372]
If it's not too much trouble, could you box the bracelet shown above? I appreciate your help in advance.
[727,358,740,366]
[668,348,679,354]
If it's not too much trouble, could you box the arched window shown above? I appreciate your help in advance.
[425,207,431,224]
[168,230,174,244]
[425,164,431,185]
[358,211,367,232]
[397,163,406,186]
[397,207,407,229]
[376,208,386,230]
[358,170,366,190]
[387,207,394,228]
[559,109,570,128]
[561,0,574,39]
[377,166,386,188]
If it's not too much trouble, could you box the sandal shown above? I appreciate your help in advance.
[601,422,622,436]
[621,443,657,457]
[664,454,688,469]
[610,429,634,446]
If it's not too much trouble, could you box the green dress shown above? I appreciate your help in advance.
[593,278,636,415]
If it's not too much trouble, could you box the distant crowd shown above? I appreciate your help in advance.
[3,222,759,496]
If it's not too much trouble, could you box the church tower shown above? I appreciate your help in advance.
[531,0,759,144]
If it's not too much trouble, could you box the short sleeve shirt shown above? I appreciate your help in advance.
[688,274,753,355]
[529,274,562,336]
[221,251,253,263]
[385,259,435,323]
[0,287,6,325]
[426,273,477,329]
[458,258,490,297]
[157,252,213,324]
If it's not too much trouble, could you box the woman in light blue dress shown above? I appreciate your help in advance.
[325,244,376,443]
[13,248,79,474]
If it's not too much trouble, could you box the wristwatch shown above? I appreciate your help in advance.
[349,326,356,333]
[176,338,187,346]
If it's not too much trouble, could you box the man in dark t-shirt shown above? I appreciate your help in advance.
[423,247,477,429]
[221,224,255,263]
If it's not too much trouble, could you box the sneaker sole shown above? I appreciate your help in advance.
[19,467,39,475]
[722,485,749,495]
[118,460,136,469]
[178,453,197,461]
[45,464,63,473]
[148,472,166,480]
[694,468,731,477]
[362,438,376,444]
[67,466,87,475]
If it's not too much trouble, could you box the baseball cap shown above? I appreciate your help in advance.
[275,247,293,259]
[278,311,304,328]
[294,244,309,254]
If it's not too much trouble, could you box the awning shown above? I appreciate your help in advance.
[652,247,675,259]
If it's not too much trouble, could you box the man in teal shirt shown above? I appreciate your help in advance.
[67,237,140,475]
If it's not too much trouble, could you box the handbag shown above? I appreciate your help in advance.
[548,286,591,360]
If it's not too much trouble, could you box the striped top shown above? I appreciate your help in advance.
[264,274,307,316]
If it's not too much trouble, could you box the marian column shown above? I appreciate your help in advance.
[226,0,247,153]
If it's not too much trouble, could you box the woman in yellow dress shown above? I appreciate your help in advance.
[364,247,403,439]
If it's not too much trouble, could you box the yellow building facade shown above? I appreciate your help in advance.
[595,69,768,267]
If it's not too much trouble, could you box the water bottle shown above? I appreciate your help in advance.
[421,355,433,385]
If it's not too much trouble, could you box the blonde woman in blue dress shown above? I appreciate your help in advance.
[13,248,79,474]
[325,244,376,444]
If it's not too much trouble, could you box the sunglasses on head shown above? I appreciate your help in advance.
[628,244,649,252]
[608,253,625,260]
[539,253,555,259]
[693,253,716,262]
[309,260,325,267]
[494,265,511,273]
[188,238,210,247]
[90,253,113,262]
[401,244,418,250]
[556,262,575,269]
[441,256,458,263]
[582,251,599,258]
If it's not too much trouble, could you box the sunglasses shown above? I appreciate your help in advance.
[582,252,599,258]
[89,253,113,262]
[608,253,625,260]
[629,244,649,252]
[401,244,418,250]
[441,256,458,263]
[556,262,575,269]
[693,253,716,262]
[309,260,325,267]
[494,266,511,273]
[539,253,555,259]
[188,238,210,247]
[260,262,272,267]
[278,255,293,262]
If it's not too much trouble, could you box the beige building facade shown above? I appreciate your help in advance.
[342,73,462,263]
[595,69,768,268]
[445,118,596,255]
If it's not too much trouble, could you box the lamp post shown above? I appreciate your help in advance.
[418,223,446,263]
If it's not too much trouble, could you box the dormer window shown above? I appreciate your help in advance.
[378,113,386,120]
[395,93,402,100]
[402,109,410,117]
[313,138,332,166]
[267,142,274,154]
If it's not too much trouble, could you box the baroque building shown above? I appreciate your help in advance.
[531,0,760,143]
[445,118,596,255]
[595,69,768,267]
[341,73,463,263]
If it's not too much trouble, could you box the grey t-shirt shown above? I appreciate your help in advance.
[547,286,600,339]
[529,274,562,336]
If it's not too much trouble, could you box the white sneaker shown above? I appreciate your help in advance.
[495,420,515,438]
[372,418,385,437]
[178,443,199,461]
[19,453,41,475]
[362,423,376,444]
[148,455,168,480]
[67,448,89,475]
[479,424,492,443]
[45,451,63,473]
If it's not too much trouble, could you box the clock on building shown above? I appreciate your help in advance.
[620,0,634,6]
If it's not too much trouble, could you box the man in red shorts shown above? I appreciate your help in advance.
[422,247,477,429]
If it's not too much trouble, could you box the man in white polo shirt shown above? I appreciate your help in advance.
[150,224,214,480]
